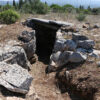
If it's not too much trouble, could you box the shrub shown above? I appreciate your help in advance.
[1,4,14,11]
[76,13,86,21]
[91,8,100,15]
[33,2,49,14]
[0,9,20,24]
[83,9,91,14]
[20,0,49,14]
[62,4,75,13]
[20,3,33,13]
[50,4,63,12]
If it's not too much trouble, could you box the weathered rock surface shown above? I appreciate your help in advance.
[89,49,100,58]
[77,40,95,50]
[72,33,88,42]
[76,48,93,54]
[18,31,36,60]
[53,39,66,52]
[63,39,77,51]
[18,30,35,43]
[50,51,71,67]
[56,31,63,39]
[0,62,33,94]
[0,44,30,69]
[69,52,87,63]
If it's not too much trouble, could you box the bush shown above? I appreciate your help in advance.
[33,2,49,14]
[20,0,49,14]
[0,9,20,24]
[91,8,100,15]
[0,4,14,12]
[62,4,75,13]
[50,4,63,12]
[76,13,86,21]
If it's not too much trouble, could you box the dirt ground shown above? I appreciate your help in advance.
[0,13,100,100]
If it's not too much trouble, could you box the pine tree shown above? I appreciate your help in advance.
[7,1,9,5]
[19,0,23,9]
[88,6,91,11]
[13,0,16,7]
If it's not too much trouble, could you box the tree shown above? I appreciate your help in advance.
[7,1,9,5]
[19,0,24,9]
[13,0,16,7]
[79,5,84,9]
[88,6,91,11]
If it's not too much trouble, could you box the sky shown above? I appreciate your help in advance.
[0,0,100,8]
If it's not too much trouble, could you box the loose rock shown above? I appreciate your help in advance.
[0,62,33,94]
[72,33,88,42]
[63,39,77,51]
[53,39,66,52]
[69,52,87,63]
[0,45,30,69]
[18,31,36,60]
[50,51,71,67]
[77,40,95,49]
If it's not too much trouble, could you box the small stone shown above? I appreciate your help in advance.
[72,33,88,42]
[97,62,100,67]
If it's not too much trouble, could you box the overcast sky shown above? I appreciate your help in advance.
[0,0,100,8]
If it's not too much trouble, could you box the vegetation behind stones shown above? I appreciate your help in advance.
[0,0,100,24]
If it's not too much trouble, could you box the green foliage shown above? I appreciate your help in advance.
[0,4,14,12]
[62,4,74,13]
[50,4,62,12]
[91,8,100,15]
[19,0,24,9]
[20,0,49,14]
[76,13,86,21]
[13,0,16,7]
[0,9,20,24]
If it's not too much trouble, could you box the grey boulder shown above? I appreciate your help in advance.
[53,39,66,52]
[63,39,77,51]
[18,30,36,43]
[77,40,95,49]
[72,33,88,42]
[0,62,33,94]
[18,31,36,60]
[89,49,100,58]
[22,40,36,60]
[50,51,71,67]
[69,52,87,63]
[0,45,30,69]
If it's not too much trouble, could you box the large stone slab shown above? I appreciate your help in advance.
[18,31,36,60]
[0,41,30,69]
[25,18,73,30]
[0,62,33,94]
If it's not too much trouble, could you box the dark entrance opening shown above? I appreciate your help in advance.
[35,25,57,64]
[28,19,62,64]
